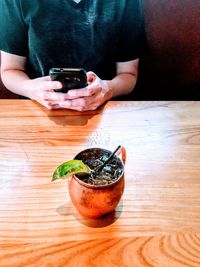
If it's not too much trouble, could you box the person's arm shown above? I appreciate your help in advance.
[60,59,139,111]
[107,58,139,98]
[1,52,32,97]
[1,51,64,109]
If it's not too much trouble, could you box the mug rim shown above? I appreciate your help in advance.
[73,147,125,189]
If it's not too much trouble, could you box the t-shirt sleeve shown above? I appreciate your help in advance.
[0,0,28,56]
[115,0,147,62]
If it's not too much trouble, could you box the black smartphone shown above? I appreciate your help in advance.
[49,68,87,93]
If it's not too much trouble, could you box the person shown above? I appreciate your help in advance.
[0,0,145,111]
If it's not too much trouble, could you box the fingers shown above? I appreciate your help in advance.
[34,73,107,111]
[67,74,101,98]
[37,99,60,110]
[59,94,101,111]
[42,81,62,91]
[58,73,108,111]
[67,84,101,98]
[40,75,51,81]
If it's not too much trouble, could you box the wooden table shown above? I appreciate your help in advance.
[0,100,200,267]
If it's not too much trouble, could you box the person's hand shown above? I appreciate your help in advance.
[59,72,113,111]
[25,76,69,109]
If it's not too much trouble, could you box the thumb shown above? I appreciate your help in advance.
[87,71,97,84]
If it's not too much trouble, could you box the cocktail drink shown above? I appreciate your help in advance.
[68,147,126,218]
[75,148,124,185]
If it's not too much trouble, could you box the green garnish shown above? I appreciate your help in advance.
[52,159,90,182]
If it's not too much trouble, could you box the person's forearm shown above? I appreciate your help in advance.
[106,72,137,99]
[1,69,32,98]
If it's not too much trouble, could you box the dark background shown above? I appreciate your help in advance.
[0,0,200,99]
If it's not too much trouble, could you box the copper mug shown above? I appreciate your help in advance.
[68,147,126,218]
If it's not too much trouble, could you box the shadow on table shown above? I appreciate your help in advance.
[57,200,123,228]
[34,101,106,126]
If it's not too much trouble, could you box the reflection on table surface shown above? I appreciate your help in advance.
[0,100,200,266]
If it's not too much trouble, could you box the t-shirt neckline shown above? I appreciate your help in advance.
[67,0,85,8]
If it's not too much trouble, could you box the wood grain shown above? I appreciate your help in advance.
[0,100,200,266]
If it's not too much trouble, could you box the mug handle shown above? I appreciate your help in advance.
[115,146,126,165]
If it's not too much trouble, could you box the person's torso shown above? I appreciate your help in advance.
[21,0,126,79]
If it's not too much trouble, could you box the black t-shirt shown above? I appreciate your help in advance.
[0,0,146,80]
